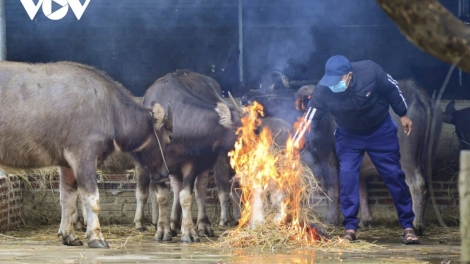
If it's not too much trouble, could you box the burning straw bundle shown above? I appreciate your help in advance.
[219,102,329,249]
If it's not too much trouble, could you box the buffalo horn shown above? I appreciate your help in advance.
[227,91,243,114]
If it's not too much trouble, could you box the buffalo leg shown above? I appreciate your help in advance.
[154,181,172,241]
[358,174,373,228]
[217,182,231,227]
[214,156,232,226]
[301,151,339,225]
[134,166,150,232]
[250,186,267,228]
[403,164,427,236]
[322,159,339,225]
[68,152,109,249]
[195,169,214,237]
[180,163,199,242]
[170,174,182,236]
[72,194,87,232]
[58,166,83,246]
[270,183,286,224]
[149,180,158,227]
[230,179,242,224]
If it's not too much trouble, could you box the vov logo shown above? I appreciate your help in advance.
[20,0,91,20]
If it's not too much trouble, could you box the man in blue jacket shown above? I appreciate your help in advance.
[304,55,419,244]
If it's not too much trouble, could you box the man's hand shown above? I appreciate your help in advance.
[400,115,412,136]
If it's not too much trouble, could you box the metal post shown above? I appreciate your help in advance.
[460,150,470,263]
[238,0,243,87]
[0,0,5,177]
[0,0,6,61]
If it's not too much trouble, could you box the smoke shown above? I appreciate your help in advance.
[5,0,456,97]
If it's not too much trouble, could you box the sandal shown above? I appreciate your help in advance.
[401,228,420,245]
[343,230,357,241]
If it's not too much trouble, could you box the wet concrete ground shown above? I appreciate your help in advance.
[0,224,461,263]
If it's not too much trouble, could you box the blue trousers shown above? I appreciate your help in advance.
[335,115,414,231]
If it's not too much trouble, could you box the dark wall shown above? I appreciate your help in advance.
[5,0,470,98]
[242,0,470,99]
[6,0,239,96]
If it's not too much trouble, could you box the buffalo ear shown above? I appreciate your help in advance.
[164,104,173,130]
[151,101,165,129]
[442,100,456,124]
[215,102,233,129]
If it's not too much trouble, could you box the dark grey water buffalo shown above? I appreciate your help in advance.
[136,70,240,242]
[0,61,172,248]
[443,100,470,150]
[243,78,441,235]
[241,89,303,125]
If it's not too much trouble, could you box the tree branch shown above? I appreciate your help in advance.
[376,0,470,73]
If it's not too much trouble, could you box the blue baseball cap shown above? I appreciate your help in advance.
[319,55,352,87]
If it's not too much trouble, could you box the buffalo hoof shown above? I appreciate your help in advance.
[62,238,83,246]
[155,233,172,242]
[218,219,229,227]
[88,239,110,249]
[181,234,200,243]
[415,226,425,236]
[171,229,178,237]
[197,228,214,237]
[358,220,373,228]
[197,218,214,237]
[136,227,148,232]
[362,220,373,228]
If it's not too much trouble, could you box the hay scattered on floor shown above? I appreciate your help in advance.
[214,221,380,251]
[1,224,152,248]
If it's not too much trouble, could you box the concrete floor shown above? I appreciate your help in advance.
[0,225,461,263]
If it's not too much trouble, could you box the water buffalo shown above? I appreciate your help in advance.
[443,100,470,150]
[242,77,441,235]
[0,61,173,248]
[136,70,241,242]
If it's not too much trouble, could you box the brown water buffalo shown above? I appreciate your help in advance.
[242,78,441,235]
[443,100,470,150]
[0,61,172,248]
[136,70,240,242]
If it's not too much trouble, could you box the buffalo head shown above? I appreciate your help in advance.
[133,102,173,181]
[443,100,470,150]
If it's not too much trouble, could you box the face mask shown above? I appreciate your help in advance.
[329,80,348,93]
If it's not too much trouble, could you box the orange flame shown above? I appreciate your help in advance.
[229,101,320,242]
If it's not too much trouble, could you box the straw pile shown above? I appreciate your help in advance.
[215,159,380,250]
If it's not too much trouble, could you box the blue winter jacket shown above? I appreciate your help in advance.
[306,60,408,134]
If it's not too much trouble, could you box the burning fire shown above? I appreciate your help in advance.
[228,101,320,243]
